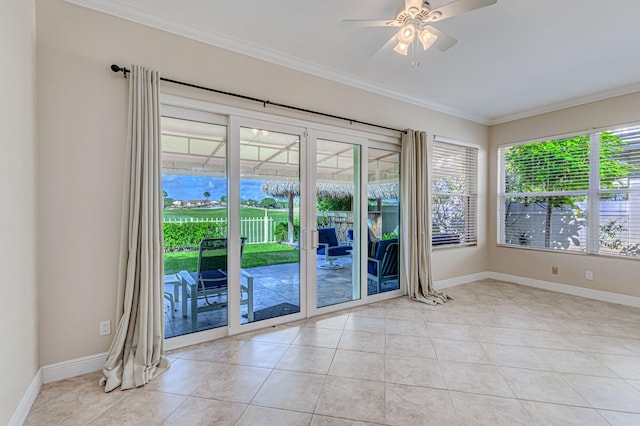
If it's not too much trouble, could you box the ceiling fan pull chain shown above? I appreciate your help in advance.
[410,41,420,68]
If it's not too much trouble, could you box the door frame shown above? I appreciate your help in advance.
[306,129,369,318]
[227,116,309,335]
[161,95,404,348]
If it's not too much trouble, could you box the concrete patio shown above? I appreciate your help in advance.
[164,257,399,338]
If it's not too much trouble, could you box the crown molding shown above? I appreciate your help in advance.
[61,0,640,127]
[488,82,640,126]
[61,0,489,125]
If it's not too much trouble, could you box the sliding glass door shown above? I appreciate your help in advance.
[314,137,362,308]
[160,103,402,340]
[160,112,229,338]
[236,125,303,324]
[367,147,401,295]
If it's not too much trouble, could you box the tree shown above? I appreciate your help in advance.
[317,197,352,212]
[259,197,278,209]
[219,195,227,205]
[504,132,633,248]
[162,190,174,208]
[203,191,210,200]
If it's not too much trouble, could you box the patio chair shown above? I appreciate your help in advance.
[317,227,352,269]
[367,238,399,294]
[347,228,378,256]
[179,237,254,331]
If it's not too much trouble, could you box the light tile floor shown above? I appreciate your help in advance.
[25,279,640,425]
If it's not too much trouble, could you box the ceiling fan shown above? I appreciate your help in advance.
[342,0,497,56]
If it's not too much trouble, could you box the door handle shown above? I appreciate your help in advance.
[311,229,319,249]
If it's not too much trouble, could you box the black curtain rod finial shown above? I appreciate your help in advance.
[111,64,130,78]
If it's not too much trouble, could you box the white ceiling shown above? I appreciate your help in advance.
[68,0,640,125]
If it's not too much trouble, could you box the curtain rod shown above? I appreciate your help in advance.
[110,65,405,134]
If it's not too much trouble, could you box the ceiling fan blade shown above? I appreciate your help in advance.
[429,0,497,22]
[342,19,397,27]
[373,33,399,58]
[424,26,458,52]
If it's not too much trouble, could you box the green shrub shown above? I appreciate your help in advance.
[274,222,299,242]
[163,222,226,252]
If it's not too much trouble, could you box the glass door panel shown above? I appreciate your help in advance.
[239,126,301,323]
[315,139,361,308]
[367,148,400,295]
[160,116,229,337]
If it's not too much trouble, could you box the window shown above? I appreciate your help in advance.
[498,126,640,258]
[432,139,478,246]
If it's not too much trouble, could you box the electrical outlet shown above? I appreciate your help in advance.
[551,266,558,275]
[99,320,111,336]
[585,270,593,280]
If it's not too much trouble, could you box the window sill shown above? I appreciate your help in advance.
[496,243,640,261]
[432,242,477,250]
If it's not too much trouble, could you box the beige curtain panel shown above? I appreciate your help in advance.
[400,130,452,305]
[101,65,170,392]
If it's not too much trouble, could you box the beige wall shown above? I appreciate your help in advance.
[489,92,640,298]
[36,0,488,365]
[0,0,39,424]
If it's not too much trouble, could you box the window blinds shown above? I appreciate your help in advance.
[498,126,640,258]
[432,139,478,245]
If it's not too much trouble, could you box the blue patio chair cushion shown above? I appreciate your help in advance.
[317,245,351,256]
[327,245,351,256]
[368,238,398,275]
[318,227,339,247]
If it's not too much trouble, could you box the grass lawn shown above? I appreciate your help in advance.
[164,243,299,274]
[163,207,296,221]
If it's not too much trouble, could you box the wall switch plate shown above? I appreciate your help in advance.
[585,271,593,280]
[551,266,558,275]
[99,320,111,336]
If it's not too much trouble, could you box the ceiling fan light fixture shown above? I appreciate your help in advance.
[418,28,438,50]
[393,40,409,55]
[342,0,497,59]
[397,25,415,44]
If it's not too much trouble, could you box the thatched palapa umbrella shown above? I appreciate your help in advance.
[261,181,399,243]
[261,181,300,244]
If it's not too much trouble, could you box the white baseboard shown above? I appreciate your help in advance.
[434,272,489,290]
[41,352,107,384]
[164,327,228,351]
[8,368,42,426]
[487,272,640,308]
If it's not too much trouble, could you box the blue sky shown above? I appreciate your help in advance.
[162,174,266,201]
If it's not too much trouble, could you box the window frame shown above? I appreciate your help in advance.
[497,125,640,259]
[431,136,479,248]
